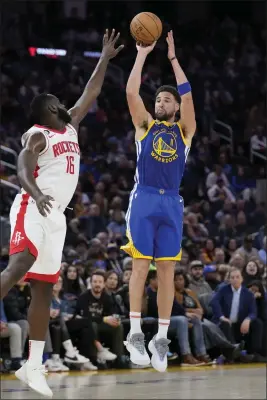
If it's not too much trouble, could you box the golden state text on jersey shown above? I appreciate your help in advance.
[134,120,190,191]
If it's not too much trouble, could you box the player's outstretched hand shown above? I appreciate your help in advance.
[102,29,124,60]
[136,41,156,54]
[166,30,176,60]
[36,194,54,217]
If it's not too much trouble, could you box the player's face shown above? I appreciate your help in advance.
[49,95,71,123]
[155,92,179,122]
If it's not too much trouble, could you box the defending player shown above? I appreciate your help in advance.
[0,30,123,397]
[122,31,196,372]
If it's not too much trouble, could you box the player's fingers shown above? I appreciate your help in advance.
[45,200,53,209]
[103,29,108,44]
[38,206,47,217]
[43,204,52,214]
[115,44,124,54]
[112,32,120,44]
[47,196,54,201]
[109,28,115,42]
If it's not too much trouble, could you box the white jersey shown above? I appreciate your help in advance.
[21,123,80,209]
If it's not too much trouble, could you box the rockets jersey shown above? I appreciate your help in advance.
[21,123,80,209]
[134,120,190,191]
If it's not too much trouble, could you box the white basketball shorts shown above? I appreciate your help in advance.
[9,193,66,283]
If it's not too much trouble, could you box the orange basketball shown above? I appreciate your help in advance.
[130,12,162,45]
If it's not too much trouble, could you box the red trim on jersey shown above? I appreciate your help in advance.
[33,165,40,178]
[34,124,67,134]
[9,194,38,258]
[25,269,61,284]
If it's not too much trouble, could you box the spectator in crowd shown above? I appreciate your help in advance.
[211,268,263,358]
[258,236,267,264]
[201,239,216,264]
[203,265,221,290]
[237,235,259,260]
[242,260,262,286]
[62,265,85,317]
[3,280,30,358]
[188,261,213,297]
[75,270,124,365]
[0,300,25,370]
[224,239,238,263]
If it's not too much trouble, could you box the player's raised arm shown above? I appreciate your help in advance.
[69,29,124,126]
[126,42,156,131]
[17,132,54,217]
[167,31,196,140]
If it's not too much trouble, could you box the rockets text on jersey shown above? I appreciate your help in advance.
[21,123,80,209]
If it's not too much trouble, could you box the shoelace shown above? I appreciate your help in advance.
[32,365,48,375]
[154,339,170,361]
[130,334,146,355]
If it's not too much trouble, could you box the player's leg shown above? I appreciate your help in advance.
[1,251,36,299]
[149,195,183,372]
[1,196,44,299]
[16,209,66,397]
[121,189,154,365]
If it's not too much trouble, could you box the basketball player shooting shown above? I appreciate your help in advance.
[0,30,123,397]
[122,31,196,372]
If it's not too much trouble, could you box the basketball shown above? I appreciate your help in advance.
[130,12,162,45]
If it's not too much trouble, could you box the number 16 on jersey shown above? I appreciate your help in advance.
[66,156,75,174]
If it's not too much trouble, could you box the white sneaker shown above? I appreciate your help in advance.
[97,347,117,362]
[15,361,53,398]
[124,333,150,366]
[64,348,89,364]
[45,359,61,372]
[81,361,98,371]
[148,335,170,372]
[51,356,70,372]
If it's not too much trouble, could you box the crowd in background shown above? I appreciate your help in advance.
[1,1,266,373]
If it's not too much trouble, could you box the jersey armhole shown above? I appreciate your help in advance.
[68,123,78,136]
[38,132,49,155]
[177,122,190,147]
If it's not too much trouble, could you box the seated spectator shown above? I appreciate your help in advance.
[247,280,267,356]
[62,265,84,317]
[122,266,132,284]
[106,243,123,276]
[214,248,226,265]
[47,276,92,372]
[207,178,236,207]
[107,209,126,240]
[210,268,263,357]
[242,260,262,286]
[229,252,246,270]
[219,215,236,247]
[69,203,106,240]
[3,279,30,358]
[75,270,124,365]
[122,257,132,271]
[237,235,259,260]
[0,300,25,371]
[200,239,216,264]
[206,164,230,189]
[224,238,238,262]
[188,261,212,297]
[172,270,211,365]
[184,213,209,244]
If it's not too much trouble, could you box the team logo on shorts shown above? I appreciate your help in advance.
[151,129,178,163]
[12,231,24,246]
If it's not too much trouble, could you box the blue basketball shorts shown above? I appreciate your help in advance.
[121,184,184,261]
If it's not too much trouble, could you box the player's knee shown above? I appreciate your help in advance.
[132,259,150,280]
[30,281,53,304]
[4,250,35,279]
[156,261,175,274]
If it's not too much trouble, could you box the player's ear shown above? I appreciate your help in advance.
[47,104,58,114]
[175,102,180,113]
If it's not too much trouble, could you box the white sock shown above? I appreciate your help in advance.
[156,319,170,340]
[28,340,45,367]
[129,312,142,335]
[63,339,76,357]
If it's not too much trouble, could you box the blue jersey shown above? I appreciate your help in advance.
[134,120,190,191]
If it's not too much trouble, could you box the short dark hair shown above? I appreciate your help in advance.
[29,93,50,124]
[147,270,157,284]
[104,270,119,281]
[91,269,105,280]
[155,85,181,104]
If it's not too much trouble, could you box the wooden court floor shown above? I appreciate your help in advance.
[1,364,266,399]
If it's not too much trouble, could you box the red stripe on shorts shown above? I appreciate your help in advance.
[9,193,38,258]
[25,270,61,284]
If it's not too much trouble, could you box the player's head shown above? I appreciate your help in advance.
[30,93,71,126]
[155,85,181,122]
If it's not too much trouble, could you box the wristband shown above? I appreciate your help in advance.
[170,56,176,61]
[177,82,192,96]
